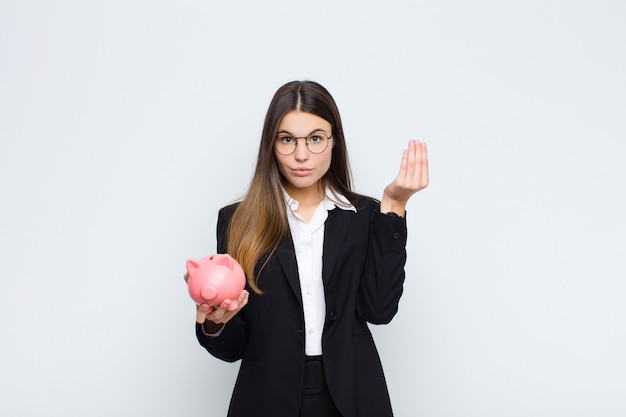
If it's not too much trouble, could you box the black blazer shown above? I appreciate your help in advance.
[196,197,408,417]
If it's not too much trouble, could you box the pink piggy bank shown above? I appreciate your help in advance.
[186,254,246,311]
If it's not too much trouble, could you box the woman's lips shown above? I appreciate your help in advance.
[291,168,312,177]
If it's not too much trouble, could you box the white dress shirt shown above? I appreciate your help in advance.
[283,187,356,356]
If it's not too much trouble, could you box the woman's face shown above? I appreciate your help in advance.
[274,110,333,197]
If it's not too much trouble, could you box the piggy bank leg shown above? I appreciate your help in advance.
[227,301,239,311]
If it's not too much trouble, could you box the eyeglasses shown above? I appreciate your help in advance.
[274,131,333,155]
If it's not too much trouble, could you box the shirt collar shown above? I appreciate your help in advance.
[282,186,357,213]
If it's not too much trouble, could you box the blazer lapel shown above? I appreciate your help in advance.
[275,232,303,305]
[322,208,353,287]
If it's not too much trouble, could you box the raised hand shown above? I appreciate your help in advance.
[380,140,429,215]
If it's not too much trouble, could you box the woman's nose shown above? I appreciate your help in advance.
[293,139,309,160]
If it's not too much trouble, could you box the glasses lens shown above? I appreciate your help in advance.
[275,135,295,155]
[307,133,328,154]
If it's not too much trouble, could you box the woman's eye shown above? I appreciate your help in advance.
[309,135,322,143]
[280,136,293,144]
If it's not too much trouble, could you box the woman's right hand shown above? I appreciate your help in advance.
[195,289,249,325]
[183,272,249,330]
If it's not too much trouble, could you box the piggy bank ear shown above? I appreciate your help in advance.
[186,259,202,274]
[214,254,234,270]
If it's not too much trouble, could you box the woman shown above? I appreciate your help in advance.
[189,80,429,417]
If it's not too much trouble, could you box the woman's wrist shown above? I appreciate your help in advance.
[380,196,407,217]
[202,320,224,334]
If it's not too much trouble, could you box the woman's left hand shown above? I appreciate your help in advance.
[380,140,429,215]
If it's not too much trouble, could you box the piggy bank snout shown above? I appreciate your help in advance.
[200,284,217,301]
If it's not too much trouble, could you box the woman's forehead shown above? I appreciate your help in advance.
[278,110,331,134]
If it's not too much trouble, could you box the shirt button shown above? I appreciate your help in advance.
[308,329,314,334]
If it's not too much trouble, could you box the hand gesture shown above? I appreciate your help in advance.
[381,140,429,214]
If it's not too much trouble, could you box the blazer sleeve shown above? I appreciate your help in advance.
[195,204,247,363]
[356,201,408,324]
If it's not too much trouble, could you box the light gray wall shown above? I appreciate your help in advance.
[1,1,624,416]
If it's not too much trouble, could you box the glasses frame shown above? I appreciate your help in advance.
[274,131,333,155]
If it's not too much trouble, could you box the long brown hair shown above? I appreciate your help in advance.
[227,81,361,294]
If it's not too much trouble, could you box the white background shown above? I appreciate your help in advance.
[1,1,625,416]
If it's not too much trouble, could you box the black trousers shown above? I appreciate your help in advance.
[299,356,343,417]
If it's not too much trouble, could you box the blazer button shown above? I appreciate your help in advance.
[393,232,400,239]
[328,311,337,321]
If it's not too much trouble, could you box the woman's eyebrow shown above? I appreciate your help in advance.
[276,128,328,136]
